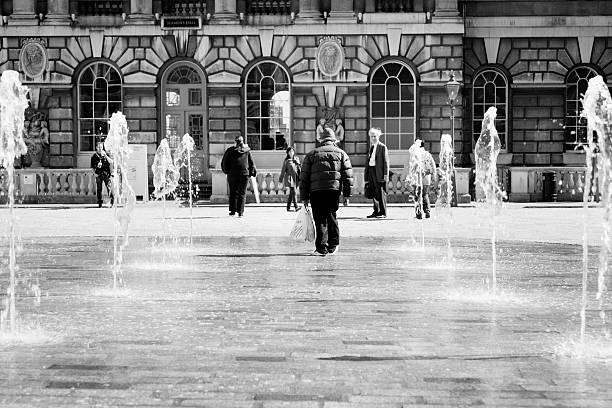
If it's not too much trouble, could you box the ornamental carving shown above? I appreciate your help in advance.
[316,36,345,78]
[19,38,48,78]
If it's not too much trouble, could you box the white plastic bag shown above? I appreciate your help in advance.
[290,206,316,242]
[250,176,260,204]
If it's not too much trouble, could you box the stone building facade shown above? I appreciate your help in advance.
[0,0,611,201]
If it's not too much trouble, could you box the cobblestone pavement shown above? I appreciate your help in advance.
[1,205,612,407]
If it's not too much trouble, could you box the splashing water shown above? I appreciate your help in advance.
[104,112,136,289]
[436,134,455,263]
[152,138,180,243]
[582,75,612,341]
[407,140,426,246]
[0,71,29,332]
[475,107,507,294]
[174,134,195,243]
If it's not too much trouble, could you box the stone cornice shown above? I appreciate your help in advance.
[466,16,612,37]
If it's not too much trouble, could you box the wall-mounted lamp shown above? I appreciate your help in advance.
[206,12,211,20]
[0,15,5,25]
[70,13,76,22]
[239,12,244,21]
[154,12,160,20]
[290,11,295,22]
[357,12,363,23]
[121,12,126,22]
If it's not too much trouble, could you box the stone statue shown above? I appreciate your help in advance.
[335,118,345,143]
[23,113,49,168]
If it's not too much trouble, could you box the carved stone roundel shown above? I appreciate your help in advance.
[316,38,344,78]
[20,41,47,78]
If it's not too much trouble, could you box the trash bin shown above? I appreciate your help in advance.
[542,172,556,202]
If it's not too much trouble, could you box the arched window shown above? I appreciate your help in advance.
[244,61,291,150]
[565,66,600,150]
[472,68,508,150]
[78,62,122,152]
[370,61,416,150]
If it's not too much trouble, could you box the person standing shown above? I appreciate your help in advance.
[410,140,437,219]
[279,147,301,212]
[90,142,114,208]
[300,128,353,256]
[365,128,390,219]
[221,136,257,217]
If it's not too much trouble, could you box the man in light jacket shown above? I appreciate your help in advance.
[364,128,390,218]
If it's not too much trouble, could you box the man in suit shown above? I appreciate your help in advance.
[365,127,390,219]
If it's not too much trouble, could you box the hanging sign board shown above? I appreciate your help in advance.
[127,144,149,202]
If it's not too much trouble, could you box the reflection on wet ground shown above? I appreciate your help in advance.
[1,236,611,407]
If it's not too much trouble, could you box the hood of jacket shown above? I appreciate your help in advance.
[235,144,251,154]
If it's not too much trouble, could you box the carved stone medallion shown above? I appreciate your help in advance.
[316,36,344,78]
[19,38,48,78]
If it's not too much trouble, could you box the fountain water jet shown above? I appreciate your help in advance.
[0,71,29,332]
[436,133,455,263]
[152,139,180,245]
[582,75,612,340]
[104,112,136,289]
[174,134,195,243]
[407,140,426,247]
[474,107,507,294]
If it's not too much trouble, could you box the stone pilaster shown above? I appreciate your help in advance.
[128,0,154,24]
[45,0,70,25]
[327,0,354,23]
[296,0,322,23]
[10,0,37,25]
[213,0,238,22]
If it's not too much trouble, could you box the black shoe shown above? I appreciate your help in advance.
[376,214,387,219]
[229,212,236,216]
[98,202,102,208]
[286,208,292,212]
[416,214,422,220]
[110,197,114,206]
[295,206,301,211]
[327,246,338,255]
[366,213,378,219]
[312,249,328,256]
[238,213,243,218]
[425,212,430,219]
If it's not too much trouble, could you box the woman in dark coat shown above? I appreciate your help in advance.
[279,147,301,212]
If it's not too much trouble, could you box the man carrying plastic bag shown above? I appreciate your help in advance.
[298,128,353,256]
[290,206,316,242]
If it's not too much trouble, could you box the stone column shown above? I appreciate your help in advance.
[328,0,354,23]
[46,0,70,24]
[129,0,154,24]
[296,0,322,23]
[434,0,459,16]
[10,0,37,24]
[213,0,238,22]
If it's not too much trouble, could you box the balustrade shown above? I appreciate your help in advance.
[246,0,292,15]
[162,0,207,15]
[375,0,412,12]
[0,169,98,201]
[77,0,125,15]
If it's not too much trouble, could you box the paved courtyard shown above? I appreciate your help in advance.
[1,203,612,407]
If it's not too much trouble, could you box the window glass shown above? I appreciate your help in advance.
[564,66,599,150]
[472,69,508,150]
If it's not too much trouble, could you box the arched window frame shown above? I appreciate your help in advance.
[472,68,509,151]
[564,65,601,150]
[77,61,123,152]
[369,60,417,150]
[243,60,292,151]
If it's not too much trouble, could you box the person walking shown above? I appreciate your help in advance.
[365,128,390,219]
[409,140,437,219]
[279,147,301,212]
[300,128,353,256]
[221,136,257,217]
[90,142,114,208]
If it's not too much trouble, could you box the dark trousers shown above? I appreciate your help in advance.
[96,176,113,205]
[367,169,387,216]
[310,190,341,252]
[228,175,249,215]
[287,187,298,210]
[414,184,430,217]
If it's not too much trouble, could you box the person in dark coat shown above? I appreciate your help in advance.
[221,136,257,217]
[365,127,390,218]
[90,142,114,208]
[300,128,353,256]
[279,147,301,212]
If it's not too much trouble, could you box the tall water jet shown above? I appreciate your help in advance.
[436,133,455,263]
[582,75,612,340]
[407,140,426,246]
[174,134,195,243]
[0,71,29,332]
[475,107,507,294]
[152,138,180,242]
[104,112,136,289]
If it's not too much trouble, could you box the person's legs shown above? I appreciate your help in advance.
[104,177,114,206]
[291,187,298,209]
[423,184,431,217]
[378,181,387,216]
[326,190,341,252]
[236,176,249,216]
[287,187,295,211]
[228,176,237,214]
[414,185,423,219]
[368,171,381,215]
[96,176,103,207]
[310,191,328,254]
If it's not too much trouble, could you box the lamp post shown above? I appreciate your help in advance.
[445,70,461,207]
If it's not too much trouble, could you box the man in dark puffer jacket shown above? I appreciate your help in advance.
[300,128,353,256]
[221,136,257,217]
